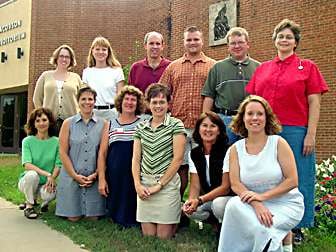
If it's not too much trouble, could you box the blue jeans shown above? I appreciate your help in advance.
[279,126,315,228]
[218,114,241,145]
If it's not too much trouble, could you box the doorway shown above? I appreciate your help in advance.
[0,93,27,153]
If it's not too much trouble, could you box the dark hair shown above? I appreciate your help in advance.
[77,86,97,102]
[145,83,171,103]
[114,85,145,115]
[272,19,301,49]
[230,95,282,137]
[25,108,56,136]
[49,44,77,69]
[193,111,228,146]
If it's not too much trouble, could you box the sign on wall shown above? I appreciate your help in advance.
[209,0,237,46]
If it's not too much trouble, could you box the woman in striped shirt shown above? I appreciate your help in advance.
[132,83,186,239]
[97,86,145,228]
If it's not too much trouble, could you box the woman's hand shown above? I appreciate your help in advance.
[44,176,56,193]
[75,174,93,187]
[240,190,264,203]
[303,133,315,156]
[148,184,161,195]
[182,199,199,215]
[98,178,109,197]
[87,173,97,182]
[135,184,151,200]
[250,201,273,227]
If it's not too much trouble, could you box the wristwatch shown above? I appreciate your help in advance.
[157,180,163,189]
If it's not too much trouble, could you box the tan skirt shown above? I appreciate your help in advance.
[136,173,181,224]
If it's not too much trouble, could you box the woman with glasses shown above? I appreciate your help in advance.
[246,19,328,246]
[33,45,82,135]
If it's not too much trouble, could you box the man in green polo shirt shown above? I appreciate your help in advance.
[202,27,260,144]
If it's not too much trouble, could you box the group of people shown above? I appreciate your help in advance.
[18,18,328,252]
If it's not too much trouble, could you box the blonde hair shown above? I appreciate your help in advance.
[49,44,76,69]
[87,36,121,67]
[225,27,250,43]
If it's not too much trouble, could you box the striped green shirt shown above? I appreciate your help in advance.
[134,114,186,175]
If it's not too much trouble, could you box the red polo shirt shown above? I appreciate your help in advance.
[128,57,171,93]
[246,54,328,126]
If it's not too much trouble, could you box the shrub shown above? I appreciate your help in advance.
[315,155,336,233]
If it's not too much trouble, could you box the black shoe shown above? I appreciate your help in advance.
[293,228,304,246]
[178,214,190,229]
[40,204,49,212]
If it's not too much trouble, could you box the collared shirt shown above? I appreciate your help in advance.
[69,112,103,176]
[134,114,186,175]
[246,53,328,126]
[202,56,260,111]
[160,52,216,128]
[128,57,171,93]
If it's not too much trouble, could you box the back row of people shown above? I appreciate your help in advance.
[25,18,328,251]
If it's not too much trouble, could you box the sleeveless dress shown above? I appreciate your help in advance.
[56,113,106,217]
[218,135,304,252]
[106,117,141,227]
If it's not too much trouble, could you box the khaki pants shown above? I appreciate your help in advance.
[18,170,56,206]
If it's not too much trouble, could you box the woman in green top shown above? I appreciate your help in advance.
[18,108,61,219]
[132,83,186,239]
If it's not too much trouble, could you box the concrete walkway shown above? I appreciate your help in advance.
[0,198,88,252]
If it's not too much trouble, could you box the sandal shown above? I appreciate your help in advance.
[19,201,38,210]
[24,208,38,219]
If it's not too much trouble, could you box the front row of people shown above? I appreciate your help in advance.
[18,84,304,251]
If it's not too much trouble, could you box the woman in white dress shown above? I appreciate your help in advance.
[82,36,124,120]
[218,95,304,252]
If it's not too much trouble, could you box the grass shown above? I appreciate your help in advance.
[0,155,335,252]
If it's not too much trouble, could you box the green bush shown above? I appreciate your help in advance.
[315,155,336,234]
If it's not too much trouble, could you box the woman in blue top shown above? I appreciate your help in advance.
[19,108,61,219]
[98,85,145,227]
[56,86,108,221]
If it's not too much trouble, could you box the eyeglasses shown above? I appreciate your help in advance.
[228,41,247,47]
[276,34,295,40]
[58,55,71,59]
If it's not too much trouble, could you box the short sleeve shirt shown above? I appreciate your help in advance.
[134,114,186,175]
[82,67,124,105]
[202,57,260,111]
[128,57,171,93]
[159,53,216,128]
[21,136,62,184]
[246,54,328,126]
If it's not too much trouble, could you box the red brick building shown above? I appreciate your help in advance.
[0,0,335,160]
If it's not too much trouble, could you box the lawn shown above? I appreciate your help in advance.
[0,155,335,252]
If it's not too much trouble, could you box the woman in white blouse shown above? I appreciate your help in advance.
[82,36,125,120]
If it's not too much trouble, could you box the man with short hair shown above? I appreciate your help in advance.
[160,26,216,200]
[202,27,260,144]
[128,31,171,94]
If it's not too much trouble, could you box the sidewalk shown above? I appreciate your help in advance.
[0,197,88,252]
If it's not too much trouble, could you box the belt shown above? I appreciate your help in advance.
[215,108,237,116]
[94,104,114,110]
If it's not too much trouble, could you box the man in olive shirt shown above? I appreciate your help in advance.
[202,27,260,144]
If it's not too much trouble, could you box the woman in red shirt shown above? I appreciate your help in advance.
[246,19,328,245]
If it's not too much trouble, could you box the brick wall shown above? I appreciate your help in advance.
[27,0,335,160]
